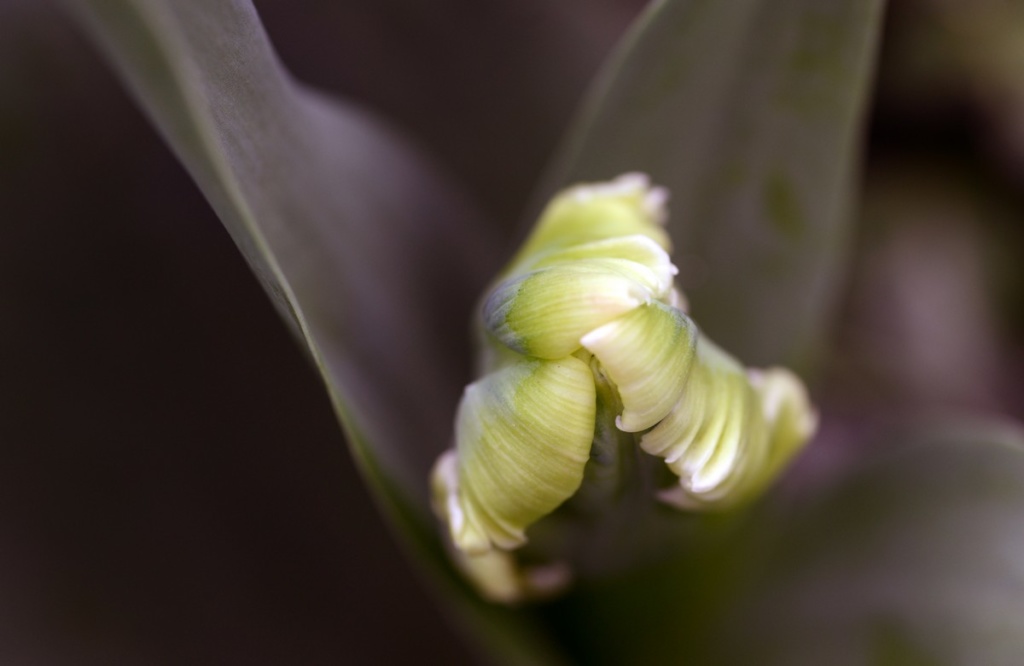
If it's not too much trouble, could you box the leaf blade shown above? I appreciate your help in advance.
[65,1,563,661]
[543,0,886,369]
[67,0,499,492]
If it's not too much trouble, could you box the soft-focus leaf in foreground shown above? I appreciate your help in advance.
[66,0,562,661]
[68,0,491,492]
[544,0,885,370]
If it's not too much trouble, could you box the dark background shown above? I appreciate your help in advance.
[1,0,1022,664]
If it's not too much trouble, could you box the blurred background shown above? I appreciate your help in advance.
[0,0,1021,663]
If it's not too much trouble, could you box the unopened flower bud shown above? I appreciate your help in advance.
[431,173,817,602]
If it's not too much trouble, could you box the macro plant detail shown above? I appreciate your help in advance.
[433,174,816,601]
[49,0,1024,662]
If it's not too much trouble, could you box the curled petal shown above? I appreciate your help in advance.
[527,235,677,299]
[643,340,816,508]
[580,301,697,432]
[432,357,596,554]
[748,366,819,481]
[483,259,658,359]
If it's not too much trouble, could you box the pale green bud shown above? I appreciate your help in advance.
[431,173,817,602]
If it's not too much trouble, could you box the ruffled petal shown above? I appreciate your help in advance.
[483,259,657,359]
[527,235,677,299]
[580,301,697,432]
[432,356,596,554]
[643,340,816,508]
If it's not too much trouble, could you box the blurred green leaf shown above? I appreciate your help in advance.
[67,0,497,495]
[65,0,564,661]
[543,0,885,370]
[709,419,1024,665]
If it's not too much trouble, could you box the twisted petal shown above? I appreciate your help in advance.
[483,259,658,359]
[642,340,816,508]
[432,356,597,554]
[528,235,677,299]
[748,366,818,481]
[580,301,697,432]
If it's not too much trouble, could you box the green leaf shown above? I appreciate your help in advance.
[708,419,1024,665]
[64,0,562,662]
[542,0,885,369]
[66,0,496,492]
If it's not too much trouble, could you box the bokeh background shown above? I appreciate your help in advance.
[1,0,1021,663]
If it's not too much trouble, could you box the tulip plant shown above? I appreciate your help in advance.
[66,0,1024,663]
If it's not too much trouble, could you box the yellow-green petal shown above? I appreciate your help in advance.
[649,347,760,506]
[748,366,818,484]
[433,356,597,554]
[483,259,658,359]
[506,173,671,274]
[526,235,677,299]
[580,301,697,432]
[641,340,816,508]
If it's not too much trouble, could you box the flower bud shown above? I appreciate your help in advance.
[431,173,817,602]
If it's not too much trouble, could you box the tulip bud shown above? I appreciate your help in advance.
[432,173,817,602]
